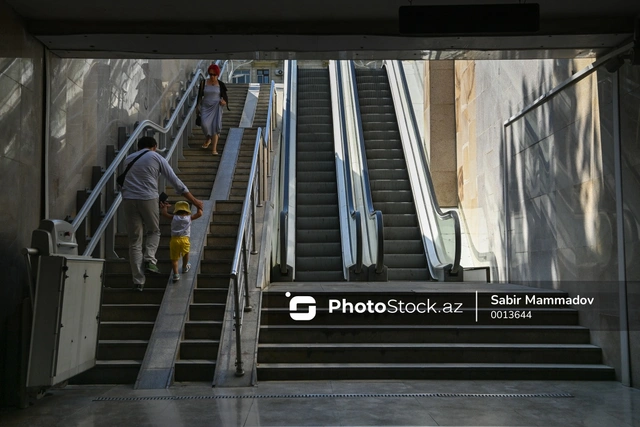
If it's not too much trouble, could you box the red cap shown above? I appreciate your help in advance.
[208,64,220,76]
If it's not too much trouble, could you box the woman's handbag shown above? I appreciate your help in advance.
[195,113,202,127]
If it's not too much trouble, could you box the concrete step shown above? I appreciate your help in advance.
[101,288,165,304]
[101,304,160,322]
[98,340,148,360]
[106,259,173,275]
[184,321,223,340]
[100,321,155,340]
[69,360,141,384]
[260,308,580,326]
[200,259,232,274]
[258,325,592,344]
[257,343,604,364]
[256,363,616,381]
[207,234,238,246]
[103,273,169,288]
[203,246,235,260]
[189,303,226,321]
[179,339,220,360]
[196,274,231,288]
[212,212,241,223]
[174,360,216,382]
[209,221,238,235]
[215,200,243,212]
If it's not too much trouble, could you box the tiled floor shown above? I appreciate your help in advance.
[1,380,639,426]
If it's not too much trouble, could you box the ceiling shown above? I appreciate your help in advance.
[6,0,639,59]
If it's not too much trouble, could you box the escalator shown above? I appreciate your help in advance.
[354,68,430,281]
[294,68,344,281]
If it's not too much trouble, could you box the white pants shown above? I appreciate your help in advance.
[123,198,160,285]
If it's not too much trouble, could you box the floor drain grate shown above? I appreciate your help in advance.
[94,392,573,402]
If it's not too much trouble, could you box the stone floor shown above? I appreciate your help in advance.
[1,380,639,426]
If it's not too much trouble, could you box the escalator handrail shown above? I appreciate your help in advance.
[335,62,363,274]
[349,61,384,274]
[394,60,461,275]
[279,60,295,274]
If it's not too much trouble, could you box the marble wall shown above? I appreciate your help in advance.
[455,58,593,281]
[455,58,640,383]
[0,1,44,407]
[619,63,640,387]
[47,57,202,220]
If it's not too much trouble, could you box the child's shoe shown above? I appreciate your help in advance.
[183,263,191,274]
[172,273,180,282]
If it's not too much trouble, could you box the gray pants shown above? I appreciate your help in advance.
[123,198,160,285]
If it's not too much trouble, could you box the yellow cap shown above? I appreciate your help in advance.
[174,201,191,215]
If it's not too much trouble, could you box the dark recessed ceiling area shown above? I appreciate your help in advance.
[5,0,639,59]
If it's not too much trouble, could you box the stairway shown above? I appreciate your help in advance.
[173,86,270,382]
[257,284,616,381]
[71,83,249,384]
[294,68,343,282]
[354,68,429,281]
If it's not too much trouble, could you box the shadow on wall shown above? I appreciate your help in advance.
[503,62,618,285]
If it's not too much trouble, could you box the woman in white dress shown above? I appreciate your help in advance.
[196,63,229,155]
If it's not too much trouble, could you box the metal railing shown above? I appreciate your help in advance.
[387,60,461,276]
[348,61,385,274]
[334,61,363,274]
[71,61,226,257]
[228,81,277,376]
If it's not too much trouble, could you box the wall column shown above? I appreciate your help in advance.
[424,60,457,207]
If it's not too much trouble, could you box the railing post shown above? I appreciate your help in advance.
[251,190,257,255]
[117,126,129,234]
[232,275,245,376]
[104,146,119,259]
[76,190,88,255]
[242,239,252,311]
[90,166,103,258]
[257,142,264,207]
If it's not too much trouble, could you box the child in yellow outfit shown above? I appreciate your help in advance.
[160,200,203,282]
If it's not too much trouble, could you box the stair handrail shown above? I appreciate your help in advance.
[348,61,385,274]
[386,60,461,276]
[72,60,227,257]
[228,81,278,376]
[278,60,297,275]
[333,61,363,274]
